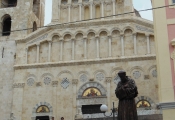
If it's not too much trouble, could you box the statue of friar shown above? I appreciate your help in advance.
[115,70,138,120]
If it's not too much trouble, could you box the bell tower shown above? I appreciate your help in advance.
[51,0,135,23]
[0,0,45,38]
[0,1,45,120]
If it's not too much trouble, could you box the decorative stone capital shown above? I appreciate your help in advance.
[13,83,25,88]
[72,79,78,85]
[47,40,52,43]
[108,35,112,38]
[52,81,58,87]
[145,33,150,37]
[117,0,123,4]
[133,33,137,36]
[36,82,42,87]
[36,43,40,46]
[95,35,99,39]
[105,77,112,83]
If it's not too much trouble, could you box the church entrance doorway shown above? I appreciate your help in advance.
[82,104,103,114]
[35,116,49,120]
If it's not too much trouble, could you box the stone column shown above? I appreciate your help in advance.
[26,47,28,64]
[52,0,59,22]
[60,39,63,61]
[36,43,40,63]
[106,77,112,111]
[84,37,87,59]
[72,39,75,60]
[96,36,100,58]
[133,33,137,55]
[108,35,112,57]
[90,2,93,19]
[101,1,104,19]
[72,79,78,119]
[120,34,124,56]
[79,4,82,21]
[146,34,150,54]
[68,5,71,22]
[112,0,116,19]
[48,41,52,62]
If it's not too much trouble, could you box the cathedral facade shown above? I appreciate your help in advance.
[0,0,160,120]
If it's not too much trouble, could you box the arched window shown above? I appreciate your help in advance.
[95,5,100,19]
[61,0,67,4]
[8,0,17,7]
[33,21,37,32]
[1,0,17,7]
[33,0,40,18]
[84,6,90,20]
[2,15,11,36]
[72,0,78,4]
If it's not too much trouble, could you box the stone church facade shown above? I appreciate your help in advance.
[0,0,160,120]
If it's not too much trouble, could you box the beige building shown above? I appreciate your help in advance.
[0,0,161,120]
[152,0,175,120]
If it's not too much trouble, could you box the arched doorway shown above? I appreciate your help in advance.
[32,102,53,120]
[2,15,11,36]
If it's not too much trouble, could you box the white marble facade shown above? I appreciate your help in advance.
[0,0,159,120]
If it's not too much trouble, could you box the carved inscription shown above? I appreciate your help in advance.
[13,83,25,88]
[78,98,107,105]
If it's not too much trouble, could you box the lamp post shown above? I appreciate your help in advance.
[100,102,117,120]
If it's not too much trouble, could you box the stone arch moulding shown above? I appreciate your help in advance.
[74,30,86,38]
[77,82,107,98]
[41,73,54,80]
[123,26,135,33]
[32,102,53,120]
[130,66,145,74]
[57,70,74,79]
[110,67,124,76]
[110,27,122,35]
[62,31,73,39]
[135,96,156,108]
[48,32,61,40]
[97,28,110,36]
[86,29,97,36]
[148,65,157,73]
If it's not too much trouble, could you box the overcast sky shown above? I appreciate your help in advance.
[44,0,153,25]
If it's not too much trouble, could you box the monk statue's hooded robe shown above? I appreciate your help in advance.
[115,77,138,120]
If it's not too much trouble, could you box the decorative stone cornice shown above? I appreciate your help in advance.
[105,77,112,83]
[157,102,175,110]
[15,17,153,44]
[52,81,58,87]
[72,79,78,85]
[13,83,25,88]
[14,55,156,70]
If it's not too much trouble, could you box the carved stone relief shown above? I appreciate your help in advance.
[44,77,51,85]
[80,74,88,82]
[78,98,107,105]
[61,78,70,89]
[96,72,105,81]
[114,75,121,85]
[52,81,58,87]
[133,71,141,79]
[27,78,35,86]
[13,83,25,88]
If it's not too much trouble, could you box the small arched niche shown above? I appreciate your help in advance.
[1,0,17,7]
[2,14,11,36]
[61,0,68,4]
[33,21,37,32]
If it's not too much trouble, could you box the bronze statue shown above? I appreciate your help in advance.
[115,71,138,120]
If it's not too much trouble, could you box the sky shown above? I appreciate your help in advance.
[44,0,153,25]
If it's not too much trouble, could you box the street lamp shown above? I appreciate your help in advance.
[100,102,117,120]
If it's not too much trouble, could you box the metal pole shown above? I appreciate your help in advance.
[113,102,115,120]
